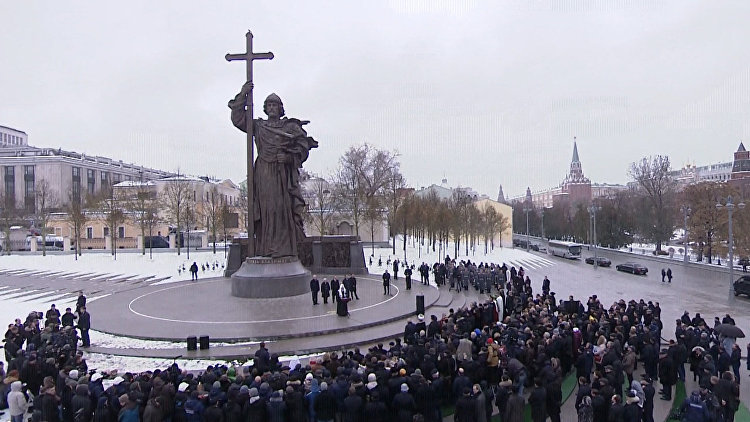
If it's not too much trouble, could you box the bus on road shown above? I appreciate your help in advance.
[548,240,582,259]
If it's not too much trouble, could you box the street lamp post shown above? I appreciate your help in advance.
[680,205,691,263]
[588,204,601,269]
[717,196,745,303]
[541,208,545,239]
[523,205,532,251]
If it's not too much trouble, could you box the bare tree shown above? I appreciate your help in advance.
[0,190,18,255]
[334,146,368,237]
[237,180,249,233]
[161,172,191,255]
[384,171,407,254]
[125,182,160,256]
[202,184,225,254]
[34,178,58,256]
[628,155,677,252]
[65,191,90,260]
[304,176,337,236]
[96,190,126,259]
[362,195,384,256]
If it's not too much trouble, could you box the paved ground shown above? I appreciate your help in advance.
[87,274,440,341]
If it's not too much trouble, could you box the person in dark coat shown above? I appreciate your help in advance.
[546,378,562,422]
[77,306,91,347]
[313,382,337,422]
[608,395,624,422]
[190,262,199,280]
[362,390,388,422]
[528,379,547,422]
[330,277,340,304]
[284,386,307,422]
[347,274,360,300]
[504,386,525,422]
[266,391,286,422]
[242,388,266,422]
[453,387,476,422]
[382,270,391,295]
[71,384,92,422]
[391,383,415,422]
[404,267,412,290]
[658,349,676,400]
[341,386,363,422]
[622,391,641,422]
[640,377,655,422]
[320,278,331,305]
[336,285,350,317]
[666,268,672,283]
[310,275,320,305]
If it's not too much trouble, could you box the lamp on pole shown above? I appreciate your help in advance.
[717,196,745,303]
[588,203,602,269]
[523,204,532,251]
[540,208,545,239]
[680,205,691,263]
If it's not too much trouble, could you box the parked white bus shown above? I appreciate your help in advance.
[548,240,582,259]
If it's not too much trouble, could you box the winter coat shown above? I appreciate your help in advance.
[313,390,336,421]
[242,397,266,422]
[8,381,27,417]
[143,398,164,422]
[391,392,415,422]
[362,399,388,422]
[40,388,60,422]
[201,404,223,422]
[504,394,525,422]
[71,384,92,422]
[528,386,547,422]
[266,395,286,422]
[341,394,363,422]
[453,394,476,422]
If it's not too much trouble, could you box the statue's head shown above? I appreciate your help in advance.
[263,93,285,118]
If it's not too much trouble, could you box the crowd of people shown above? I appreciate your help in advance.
[0,257,744,422]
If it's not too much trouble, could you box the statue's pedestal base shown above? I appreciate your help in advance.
[225,236,368,278]
[231,256,311,298]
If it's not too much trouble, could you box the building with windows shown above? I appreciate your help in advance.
[0,144,174,213]
[0,125,28,147]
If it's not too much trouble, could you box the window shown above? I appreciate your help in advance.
[113,173,121,185]
[24,165,34,213]
[86,227,93,239]
[87,169,95,195]
[72,167,81,203]
[4,166,14,209]
[118,227,125,238]
[103,227,110,237]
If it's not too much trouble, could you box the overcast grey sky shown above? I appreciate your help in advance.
[2,1,749,199]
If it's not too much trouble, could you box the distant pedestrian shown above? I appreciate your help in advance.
[393,259,399,280]
[309,275,320,305]
[404,267,412,290]
[76,291,86,313]
[661,269,666,283]
[383,270,391,295]
[348,274,359,300]
[190,262,199,280]
[330,277,340,304]
[320,278,331,304]
[666,268,672,283]
[77,306,91,347]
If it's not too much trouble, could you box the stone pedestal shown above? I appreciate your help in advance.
[231,256,310,298]
[225,236,368,277]
[63,237,71,253]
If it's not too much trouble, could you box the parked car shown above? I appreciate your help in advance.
[734,275,750,297]
[615,262,648,275]
[585,256,611,267]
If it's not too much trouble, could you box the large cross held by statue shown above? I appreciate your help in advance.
[226,30,273,257]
